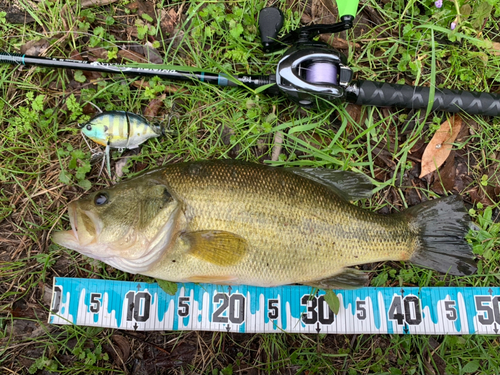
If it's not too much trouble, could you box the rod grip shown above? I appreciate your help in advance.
[349,80,500,116]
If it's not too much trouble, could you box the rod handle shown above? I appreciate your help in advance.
[348,80,500,116]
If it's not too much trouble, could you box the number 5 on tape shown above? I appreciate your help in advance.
[49,278,500,335]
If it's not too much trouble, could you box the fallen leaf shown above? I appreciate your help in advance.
[115,157,131,178]
[430,151,456,194]
[311,0,336,24]
[323,289,340,315]
[2,3,35,24]
[319,35,360,49]
[157,279,178,295]
[131,79,150,89]
[20,39,49,56]
[43,285,53,306]
[118,49,147,63]
[143,95,166,119]
[318,0,337,17]
[160,8,179,35]
[143,42,163,64]
[419,114,462,178]
[127,0,156,23]
[491,41,500,56]
[344,104,364,133]
[130,79,184,94]
[111,335,130,365]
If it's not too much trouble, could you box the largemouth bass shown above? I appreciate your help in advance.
[52,160,476,288]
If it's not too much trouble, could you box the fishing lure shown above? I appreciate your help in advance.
[80,111,162,175]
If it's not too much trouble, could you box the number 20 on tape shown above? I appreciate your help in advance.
[49,278,500,335]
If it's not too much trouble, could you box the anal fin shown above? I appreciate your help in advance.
[304,268,368,289]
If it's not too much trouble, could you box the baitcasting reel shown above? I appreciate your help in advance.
[256,6,500,115]
[259,7,354,107]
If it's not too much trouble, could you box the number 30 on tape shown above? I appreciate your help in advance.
[49,278,500,335]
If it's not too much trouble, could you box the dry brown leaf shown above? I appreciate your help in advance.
[143,94,166,119]
[491,41,500,56]
[160,8,179,35]
[419,114,462,178]
[20,39,49,56]
[315,0,338,19]
[118,49,147,63]
[110,334,130,365]
[344,103,364,133]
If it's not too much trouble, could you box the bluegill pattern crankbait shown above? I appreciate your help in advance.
[80,111,162,175]
[81,111,161,149]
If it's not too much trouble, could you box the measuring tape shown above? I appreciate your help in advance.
[49,278,500,335]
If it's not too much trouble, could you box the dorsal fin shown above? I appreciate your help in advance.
[289,168,374,201]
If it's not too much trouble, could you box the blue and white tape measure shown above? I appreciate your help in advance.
[49,278,500,335]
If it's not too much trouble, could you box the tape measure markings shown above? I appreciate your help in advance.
[49,278,500,335]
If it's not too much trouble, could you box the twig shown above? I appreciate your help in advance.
[80,0,119,9]
[271,131,283,161]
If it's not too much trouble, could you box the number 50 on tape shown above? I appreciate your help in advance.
[49,278,500,335]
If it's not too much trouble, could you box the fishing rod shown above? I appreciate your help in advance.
[1,2,500,116]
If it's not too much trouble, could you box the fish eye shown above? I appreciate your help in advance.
[86,124,92,131]
[94,192,109,206]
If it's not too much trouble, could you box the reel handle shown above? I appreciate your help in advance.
[259,8,284,53]
[347,80,500,116]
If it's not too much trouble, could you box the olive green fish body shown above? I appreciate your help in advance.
[146,162,414,285]
[52,160,476,287]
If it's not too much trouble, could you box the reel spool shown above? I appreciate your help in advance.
[274,45,352,107]
[302,61,339,86]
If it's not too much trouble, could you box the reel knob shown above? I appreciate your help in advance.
[259,8,284,53]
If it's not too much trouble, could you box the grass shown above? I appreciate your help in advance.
[0,0,500,373]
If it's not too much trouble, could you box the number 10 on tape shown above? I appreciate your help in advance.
[49,278,500,335]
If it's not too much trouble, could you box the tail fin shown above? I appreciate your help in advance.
[405,195,476,276]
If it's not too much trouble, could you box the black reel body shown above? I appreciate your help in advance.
[276,43,352,107]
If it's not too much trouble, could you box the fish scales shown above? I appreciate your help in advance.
[52,160,476,287]
[147,161,413,285]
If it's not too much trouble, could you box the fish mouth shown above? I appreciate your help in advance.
[68,202,79,242]
[52,203,80,248]
[52,202,103,250]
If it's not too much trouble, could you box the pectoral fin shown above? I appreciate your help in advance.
[304,268,368,289]
[182,230,248,266]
